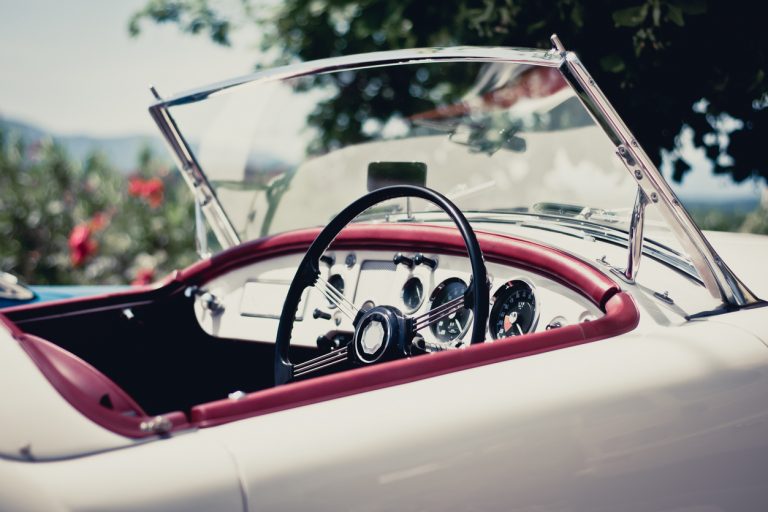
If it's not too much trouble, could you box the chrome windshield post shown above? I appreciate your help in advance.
[148,90,241,253]
[194,188,211,260]
[557,43,759,306]
[624,188,649,282]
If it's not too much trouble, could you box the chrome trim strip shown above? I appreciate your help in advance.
[558,49,758,306]
[155,47,564,108]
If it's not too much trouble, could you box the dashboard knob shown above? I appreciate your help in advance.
[392,253,414,268]
[414,253,438,269]
[313,308,332,320]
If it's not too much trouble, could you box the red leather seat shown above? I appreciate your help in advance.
[22,334,146,418]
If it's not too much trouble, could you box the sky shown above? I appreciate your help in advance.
[0,0,763,201]
[0,0,258,136]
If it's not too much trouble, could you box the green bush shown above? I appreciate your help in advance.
[0,130,195,285]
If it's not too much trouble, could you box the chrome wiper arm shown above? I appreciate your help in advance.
[454,210,702,284]
[473,207,687,258]
[621,188,649,282]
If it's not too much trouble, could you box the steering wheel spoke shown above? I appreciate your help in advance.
[292,346,350,378]
[410,294,466,333]
[314,275,359,321]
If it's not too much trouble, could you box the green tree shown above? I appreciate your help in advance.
[129,0,768,187]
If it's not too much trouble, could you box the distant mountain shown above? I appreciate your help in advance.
[0,117,170,174]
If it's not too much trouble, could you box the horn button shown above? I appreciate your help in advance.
[361,320,385,355]
[353,306,408,364]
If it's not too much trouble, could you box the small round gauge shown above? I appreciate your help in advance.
[326,274,345,308]
[429,278,472,343]
[401,277,424,312]
[489,279,538,340]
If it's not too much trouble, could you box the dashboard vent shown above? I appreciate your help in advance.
[360,260,397,272]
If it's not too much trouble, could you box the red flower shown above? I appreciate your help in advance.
[68,224,97,267]
[131,268,155,286]
[143,178,164,208]
[128,177,164,208]
[128,177,144,197]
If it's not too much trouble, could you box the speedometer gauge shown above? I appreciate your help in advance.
[489,279,538,340]
[429,278,472,343]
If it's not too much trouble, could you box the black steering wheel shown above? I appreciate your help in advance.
[274,185,489,385]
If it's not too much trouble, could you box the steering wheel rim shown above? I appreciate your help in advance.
[274,185,489,385]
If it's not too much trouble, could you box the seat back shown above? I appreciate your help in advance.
[23,334,146,417]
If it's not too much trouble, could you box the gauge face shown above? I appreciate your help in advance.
[489,280,538,339]
[401,277,424,312]
[326,274,345,308]
[429,278,472,343]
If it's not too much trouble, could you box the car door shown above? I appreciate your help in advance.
[204,314,768,511]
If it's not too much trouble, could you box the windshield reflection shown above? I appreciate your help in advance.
[170,60,640,239]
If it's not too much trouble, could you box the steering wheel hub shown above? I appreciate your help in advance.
[360,319,385,355]
[353,306,405,364]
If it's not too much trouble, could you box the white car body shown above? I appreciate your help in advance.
[1,39,767,511]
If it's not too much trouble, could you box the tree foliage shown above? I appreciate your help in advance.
[0,130,195,285]
[129,0,768,186]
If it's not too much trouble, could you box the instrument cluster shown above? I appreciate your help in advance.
[195,249,601,349]
[309,250,593,347]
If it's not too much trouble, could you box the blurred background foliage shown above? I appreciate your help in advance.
[2,0,766,286]
[0,130,195,285]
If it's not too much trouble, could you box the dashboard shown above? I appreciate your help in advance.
[193,249,603,349]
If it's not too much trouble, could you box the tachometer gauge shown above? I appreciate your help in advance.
[429,278,472,343]
[489,279,538,339]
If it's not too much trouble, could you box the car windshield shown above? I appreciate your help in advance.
[169,58,651,241]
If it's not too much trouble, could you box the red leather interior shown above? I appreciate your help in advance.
[23,335,146,416]
[18,334,188,438]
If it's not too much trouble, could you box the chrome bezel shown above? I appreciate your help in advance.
[427,277,473,343]
[488,278,540,340]
[400,276,425,313]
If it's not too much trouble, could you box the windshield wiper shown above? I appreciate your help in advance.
[460,210,701,284]
[353,205,699,284]
[531,202,631,224]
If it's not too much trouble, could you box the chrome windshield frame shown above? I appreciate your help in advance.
[555,39,757,306]
[148,40,758,307]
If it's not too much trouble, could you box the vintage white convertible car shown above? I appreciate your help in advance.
[2,37,768,511]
